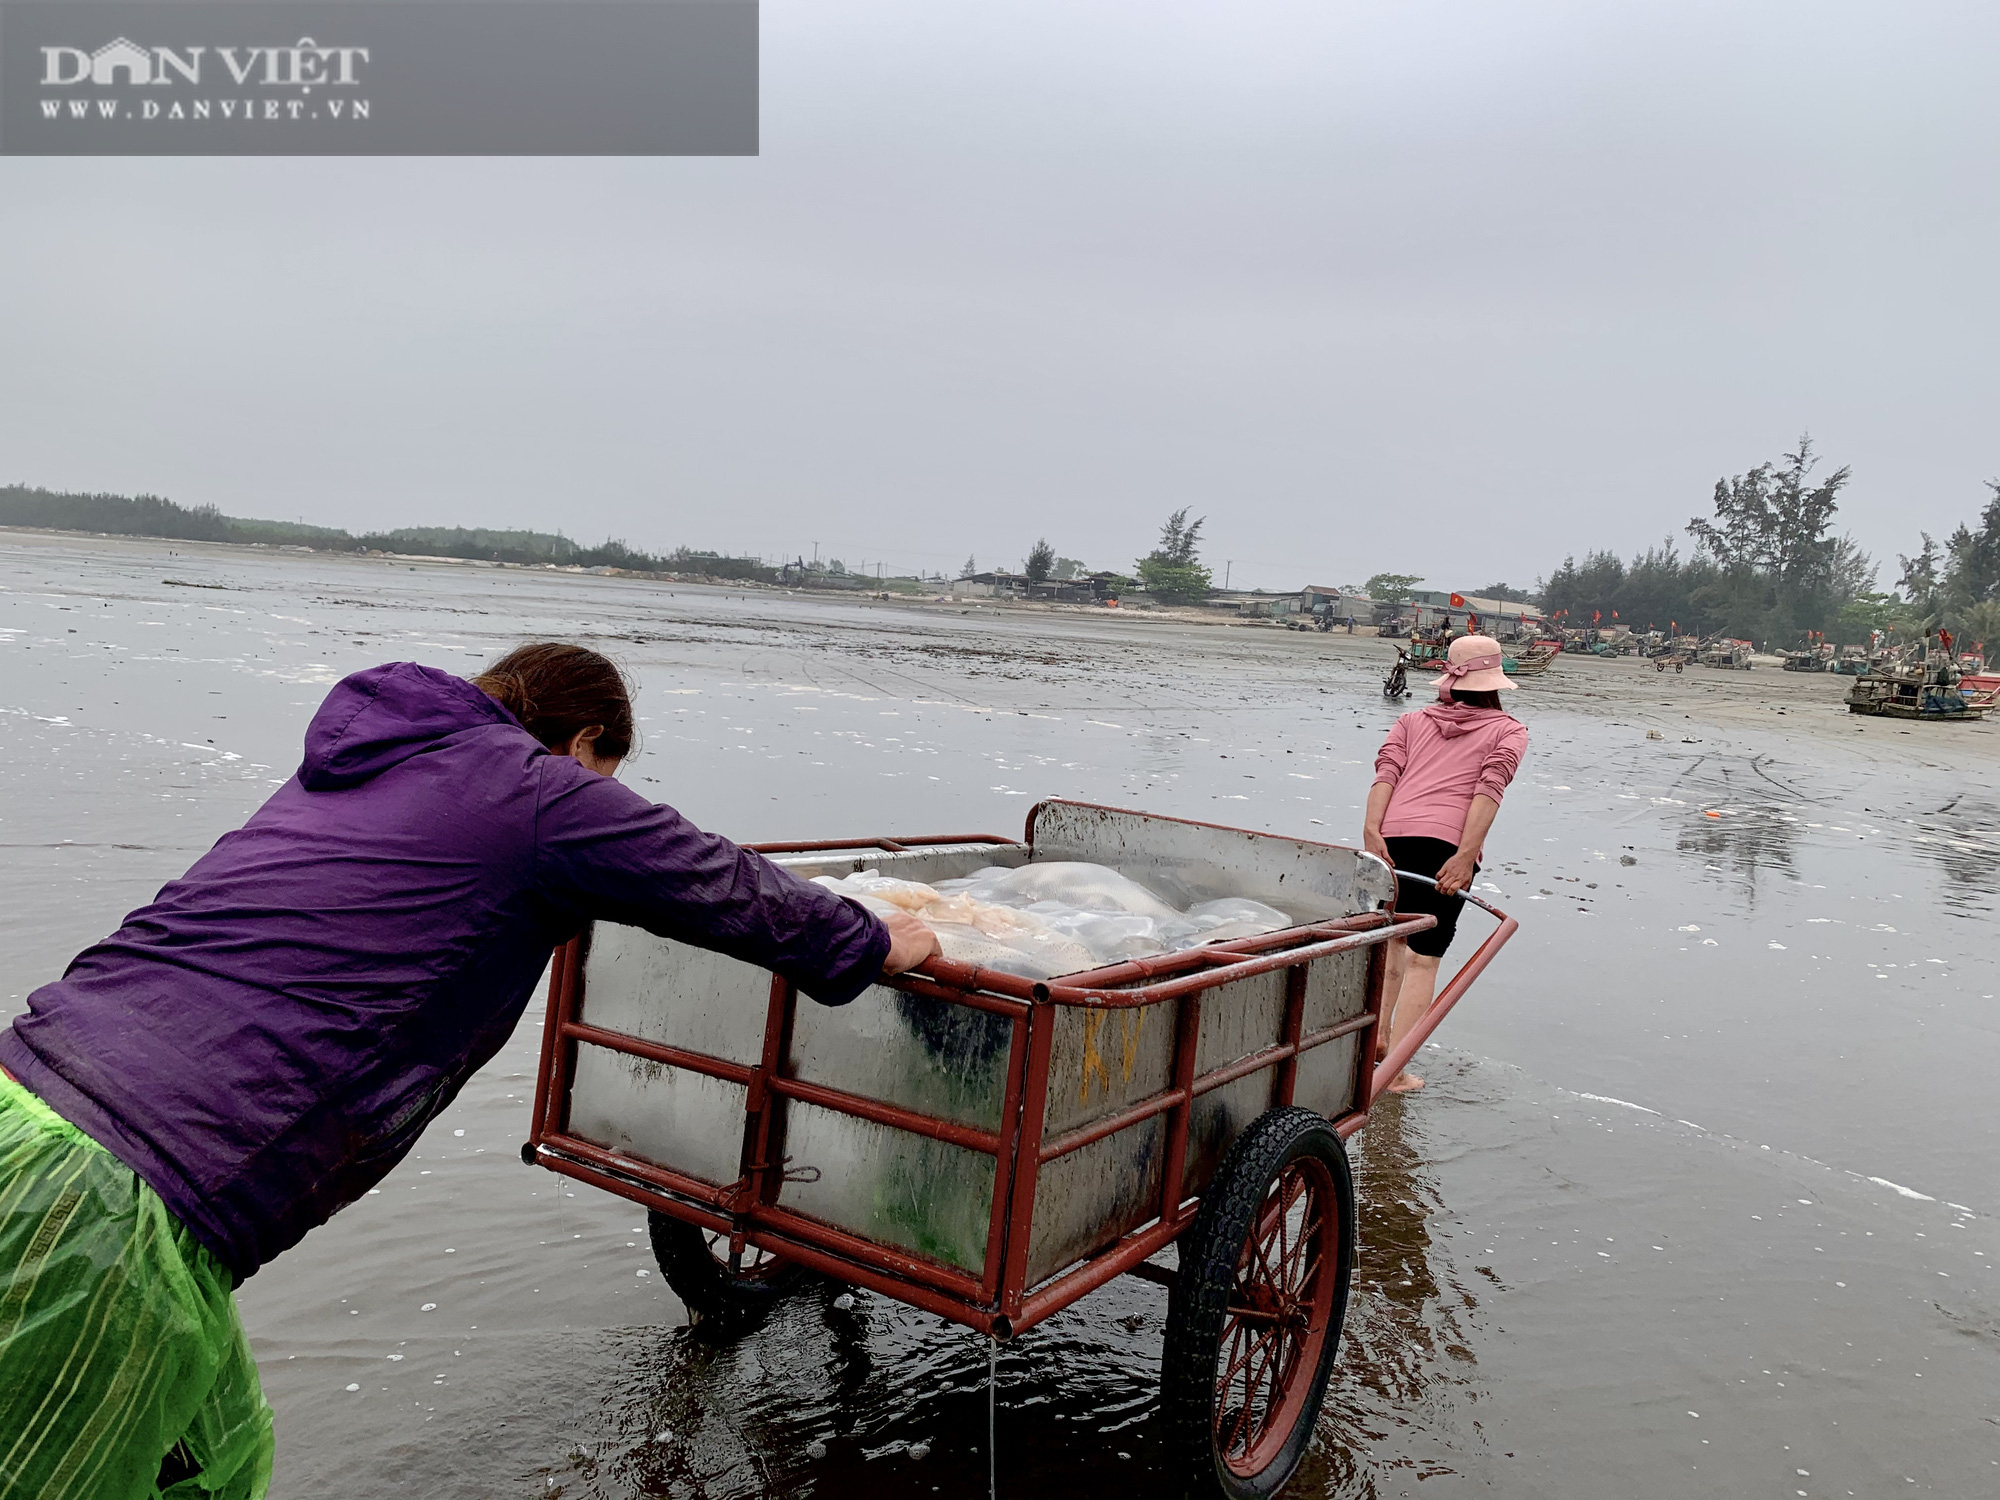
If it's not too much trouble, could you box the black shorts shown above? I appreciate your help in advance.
[1385,836,1476,959]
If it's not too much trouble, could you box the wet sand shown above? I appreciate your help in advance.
[3,529,1994,1499]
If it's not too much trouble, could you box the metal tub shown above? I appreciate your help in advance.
[527,800,1460,1336]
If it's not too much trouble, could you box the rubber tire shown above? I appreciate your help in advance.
[1162,1107,1357,1500]
[648,1210,810,1328]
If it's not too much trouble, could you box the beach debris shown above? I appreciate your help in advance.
[1645,729,1663,739]
[832,1291,856,1311]
[805,1440,829,1461]
[1619,855,1637,865]
[908,1441,932,1461]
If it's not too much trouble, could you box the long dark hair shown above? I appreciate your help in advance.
[471,643,635,759]
[1450,688,1504,710]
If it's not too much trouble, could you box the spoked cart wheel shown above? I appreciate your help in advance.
[648,1210,812,1328]
[1163,1107,1357,1499]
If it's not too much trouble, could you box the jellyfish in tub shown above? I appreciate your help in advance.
[818,866,1296,974]
[942,862,1186,921]
[1172,896,1295,947]
[814,879,1101,979]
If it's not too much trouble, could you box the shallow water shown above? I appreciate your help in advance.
[3,531,1994,1498]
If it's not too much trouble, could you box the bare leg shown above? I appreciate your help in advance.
[1383,952,1441,1093]
[1375,938,1410,1063]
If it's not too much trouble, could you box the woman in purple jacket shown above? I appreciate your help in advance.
[0,643,936,1500]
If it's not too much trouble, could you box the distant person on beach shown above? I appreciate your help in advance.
[1362,634,1528,1093]
[0,642,936,1500]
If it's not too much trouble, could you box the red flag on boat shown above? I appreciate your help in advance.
[1592,610,1601,624]
[1449,592,1465,608]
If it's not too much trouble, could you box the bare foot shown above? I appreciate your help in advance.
[1385,1071,1425,1094]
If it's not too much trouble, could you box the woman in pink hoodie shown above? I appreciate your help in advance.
[1363,635,1528,1092]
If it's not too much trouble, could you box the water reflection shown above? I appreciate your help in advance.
[532,1094,1486,1499]
[539,1278,1171,1498]
[1666,754,1806,900]
[1908,792,2000,918]
[1674,803,1802,895]
[1664,755,2000,920]
[1298,1095,1486,1498]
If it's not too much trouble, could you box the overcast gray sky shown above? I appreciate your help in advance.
[2,0,1994,593]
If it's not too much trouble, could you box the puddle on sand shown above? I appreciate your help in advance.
[283,1057,1995,1500]
[346,1100,1495,1500]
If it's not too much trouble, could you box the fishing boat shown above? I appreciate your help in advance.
[1845,637,1986,721]
[1697,639,1754,670]
[1828,646,1870,676]
[1503,645,1558,677]
[1407,627,1556,678]
[1957,671,1999,709]
[1403,625,1454,670]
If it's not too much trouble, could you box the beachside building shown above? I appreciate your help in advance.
[1020,574,1114,604]
[1402,590,1545,634]
[1199,590,1283,618]
[951,570,1022,599]
[1297,585,1374,623]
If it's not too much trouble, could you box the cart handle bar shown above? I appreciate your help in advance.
[1381,869,1504,920]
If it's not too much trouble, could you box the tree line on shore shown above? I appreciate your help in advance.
[13,454,1997,648]
[1538,437,2000,650]
[0,485,777,582]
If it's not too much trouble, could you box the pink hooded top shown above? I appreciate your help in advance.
[1372,701,1529,844]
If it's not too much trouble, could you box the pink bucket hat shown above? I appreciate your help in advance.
[1435,633,1515,700]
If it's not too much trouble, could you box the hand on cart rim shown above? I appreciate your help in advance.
[878,907,942,976]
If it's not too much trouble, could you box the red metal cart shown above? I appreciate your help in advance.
[525,799,1515,1498]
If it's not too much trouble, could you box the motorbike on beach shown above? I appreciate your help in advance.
[1383,648,1410,699]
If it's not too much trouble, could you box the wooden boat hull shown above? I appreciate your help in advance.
[1846,699,1987,720]
[1845,677,1987,720]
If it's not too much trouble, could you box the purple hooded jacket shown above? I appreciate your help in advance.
[0,663,890,1281]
